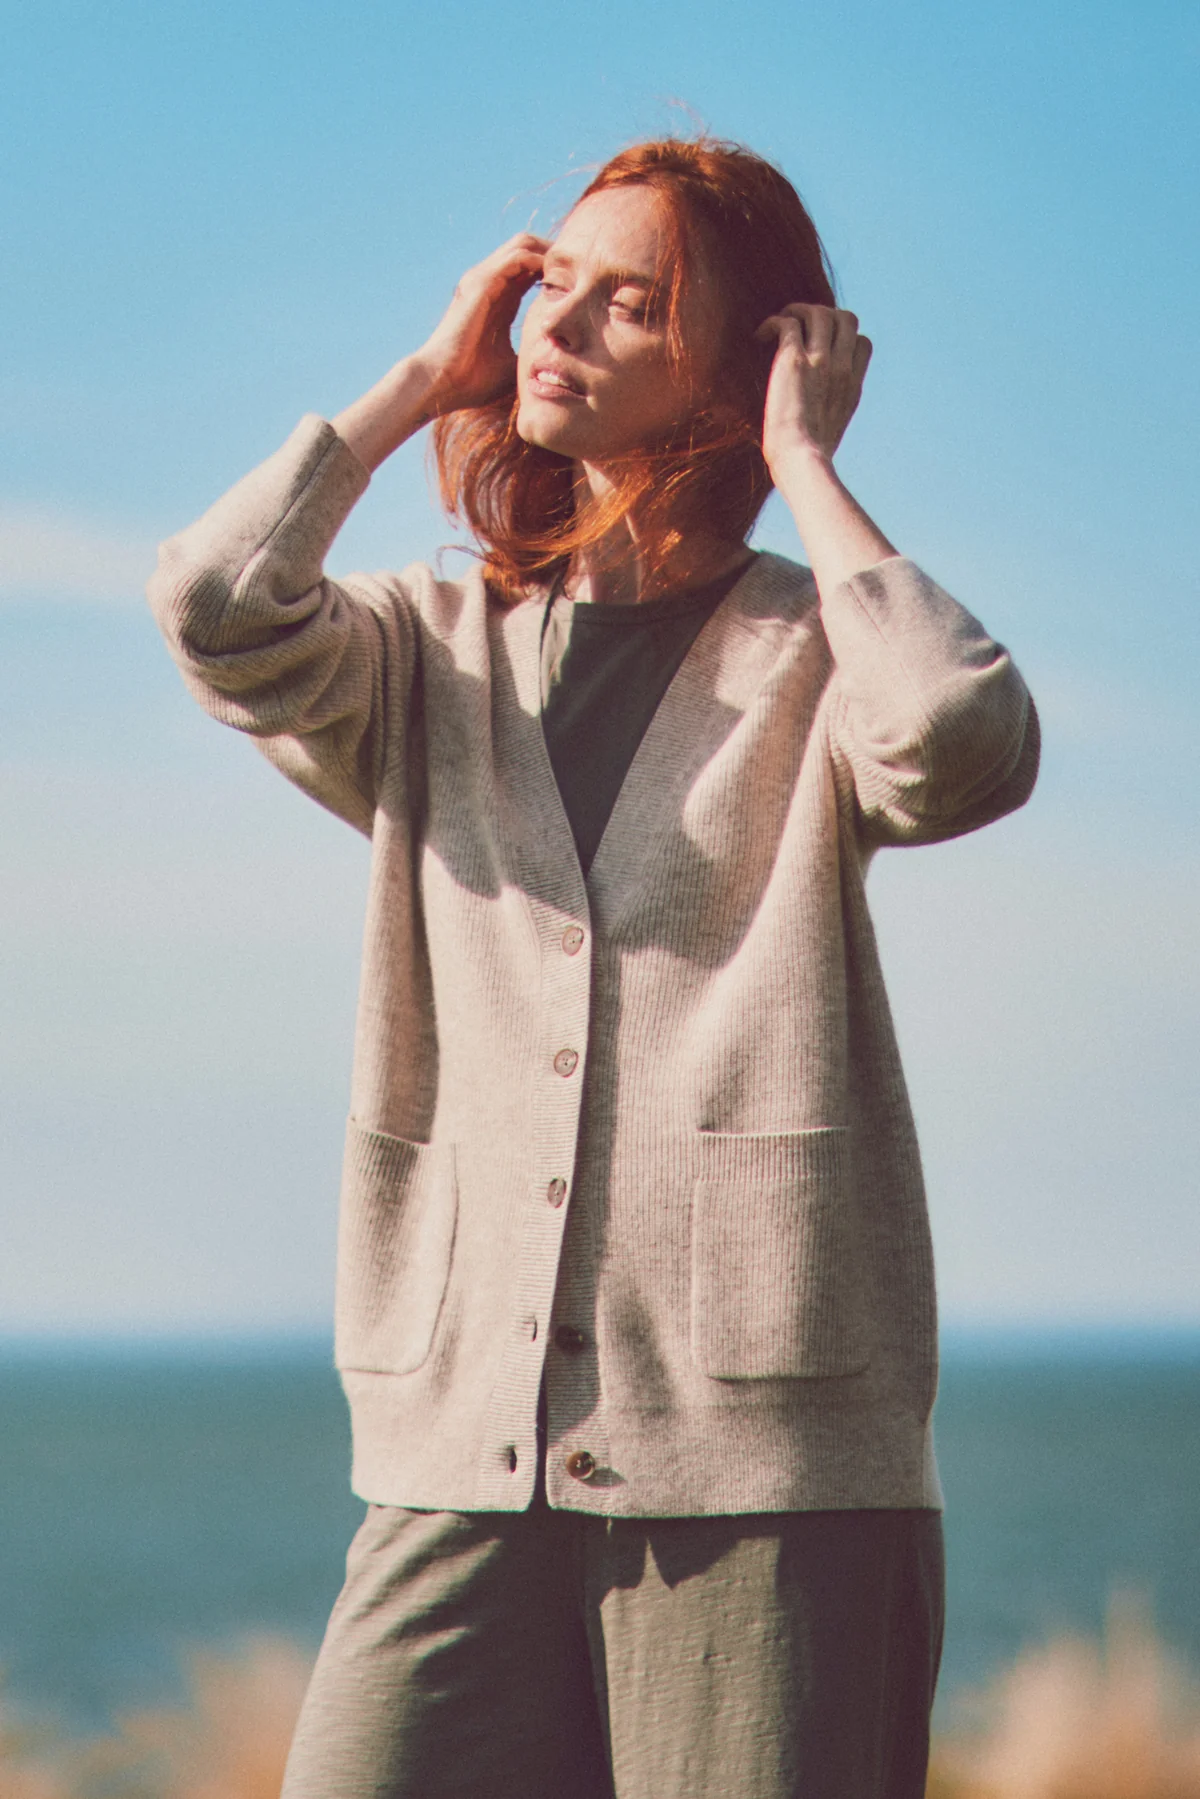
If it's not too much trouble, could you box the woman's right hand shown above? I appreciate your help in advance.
[418,232,548,415]
[334,233,547,473]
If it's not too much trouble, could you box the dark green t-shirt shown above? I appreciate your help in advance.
[539,556,754,875]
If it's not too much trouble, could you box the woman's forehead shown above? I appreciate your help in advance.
[552,186,671,277]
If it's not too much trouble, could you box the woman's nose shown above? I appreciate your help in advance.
[543,293,588,352]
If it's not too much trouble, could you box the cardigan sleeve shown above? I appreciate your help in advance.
[146,415,416,838]
[820,555,1040,847]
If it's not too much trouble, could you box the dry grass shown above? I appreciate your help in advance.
[929,1598,1200,1799]
[0,1704,76,1799]
[0,1639,311,1799]
[3,1602,1199,1798]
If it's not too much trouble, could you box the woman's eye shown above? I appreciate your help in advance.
[611,297,647,321]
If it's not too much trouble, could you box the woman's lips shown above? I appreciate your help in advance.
[528,365,587,402]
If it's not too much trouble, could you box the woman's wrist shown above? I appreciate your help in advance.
[766,438,837,494]
[332,354,440,474]
[771,443,898,596]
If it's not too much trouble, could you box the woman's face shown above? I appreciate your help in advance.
[516,185,720,465]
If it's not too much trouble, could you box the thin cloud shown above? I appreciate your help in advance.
[0,502,158,603]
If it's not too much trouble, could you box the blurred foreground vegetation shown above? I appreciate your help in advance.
[3,1600,1199,1798]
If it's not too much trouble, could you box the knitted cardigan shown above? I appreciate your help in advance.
[148,414,1039,1516]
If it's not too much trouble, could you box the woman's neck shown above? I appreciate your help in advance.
[567,461,749,605]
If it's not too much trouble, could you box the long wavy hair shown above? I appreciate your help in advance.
[432,137,837,601]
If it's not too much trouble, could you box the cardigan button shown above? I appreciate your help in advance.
[546,1177,568,1207]
[565,1449,597,1481]
[561,925,585,955]
[553,1048,579,1078]
[554,1324,586,1355]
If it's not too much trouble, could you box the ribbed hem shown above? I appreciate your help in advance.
[343,1369,942,1517]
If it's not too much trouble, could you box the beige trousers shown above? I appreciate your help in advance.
[281,1499,943,1799]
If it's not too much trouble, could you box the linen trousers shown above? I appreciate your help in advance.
[280,1494,944,1799]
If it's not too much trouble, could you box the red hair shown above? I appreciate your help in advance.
[433,138,836,600]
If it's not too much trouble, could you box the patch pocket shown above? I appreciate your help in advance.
[690,1128,869,1380]
[334,1120,458,1376]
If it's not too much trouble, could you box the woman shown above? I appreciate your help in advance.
[149,138,1038,1799]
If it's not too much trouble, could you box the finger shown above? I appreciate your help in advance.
[493,243,547,280]
[473,235,549,286]
[764,304,808,350]
[831,309,860,364]
[476,246,547,311]
[801,306,834,357]
[755,312,805,348]
[851,334,873,385]
[497,231,551,256]
[501,249,547,283]
[487,260,545,334]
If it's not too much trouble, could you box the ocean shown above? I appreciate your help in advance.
[1,1335,1197,1732]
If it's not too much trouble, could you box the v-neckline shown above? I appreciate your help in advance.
[494,552,803,937]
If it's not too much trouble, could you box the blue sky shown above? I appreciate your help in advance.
[1,0,1197,1333]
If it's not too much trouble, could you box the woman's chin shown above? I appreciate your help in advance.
[515,398,585,459]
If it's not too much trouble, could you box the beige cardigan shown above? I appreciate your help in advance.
[148,414,1039,1516]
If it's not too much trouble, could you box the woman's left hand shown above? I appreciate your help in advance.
[757,305,872,476]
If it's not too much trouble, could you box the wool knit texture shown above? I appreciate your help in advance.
[147,415,1039,1517]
